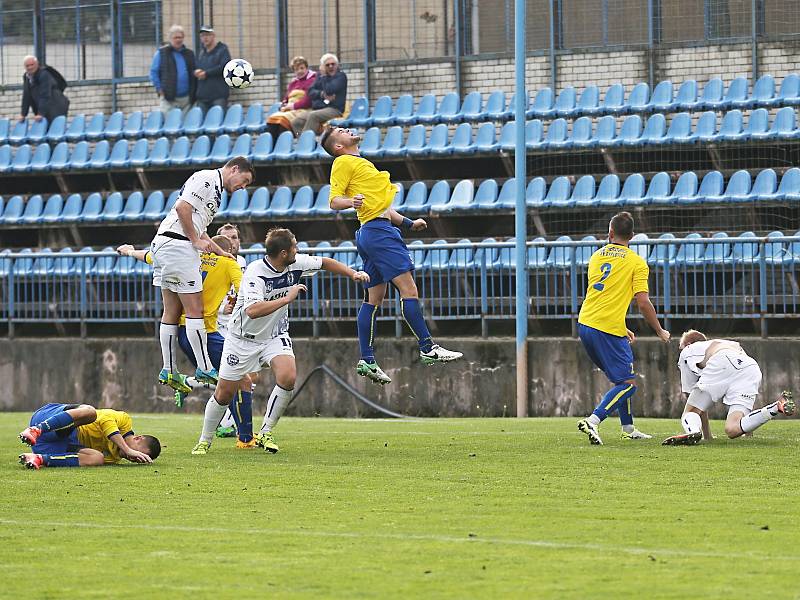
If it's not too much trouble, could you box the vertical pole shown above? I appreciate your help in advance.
[454,0,462,97]
[275,0,284,102]
[323,0,328,55]
[363,0,370,101]
[237,0,244,57]
[75,0,80,80]
[759,240,767,337]
[647,0,654,89]
[110,0,118,112]
[548,0,556,90]
[751,0,759,81]
[33,0,45,64]
[514,0,528,418]
[601,0,608,47]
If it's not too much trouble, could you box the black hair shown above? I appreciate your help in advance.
[320,126,336,156]
[265,227,296,257]
[141,435,161,460]
[610,211,634,241]
[224,155,256,178]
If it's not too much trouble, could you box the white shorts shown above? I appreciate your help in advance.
[219,334,295,381]
[692,352,761,411]
[150,235,202,294]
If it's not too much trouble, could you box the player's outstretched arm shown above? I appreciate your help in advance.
[330,194,361,211]
[320,257,370,283]
[202,232,235,260]
[634,291,670,342]
[245,284,308,319]
[116,244,149,263]
[388,208,426,232]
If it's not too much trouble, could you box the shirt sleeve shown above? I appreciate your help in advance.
[294,253,323,273]
[95,411,122,438]
[632,257,649,295]
[150,51,162,90]
[329,158,352,204]
[178,172,212,211]
[679,360,699,394]
[117,412,133,436]
[228,258,243,294]
[241,274,266,309]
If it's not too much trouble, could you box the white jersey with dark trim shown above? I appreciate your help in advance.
[229,253,323,342]
[157,169,223,239]
[217,254,248,330]
[678,339,748,393]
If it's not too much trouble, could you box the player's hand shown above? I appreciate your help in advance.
[219,251,235,260]
[352,270,370,284]
[116,244,134,257]
[626,328,636,344]
[351,194,365,209]
[123,448,153,464]
[223,297,235,314]
[286,283,307,302]
[411,218,427,231]
[193,238,213,253]
[657,328,671,343]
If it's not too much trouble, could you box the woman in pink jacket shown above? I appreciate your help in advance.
[266,56,317,138]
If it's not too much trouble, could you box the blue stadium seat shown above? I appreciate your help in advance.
[639,113,668,145]
[526,177,547,208]
[426,124,451,156]
[472,238,499,270]
[88,140,111,169]
[750,168,778,201]
[142,191,165,220]
[593,173,620,206]
[732,231,759,263]
[626,82,650,113]
[309,184,333,217]
[265,102,281,116]
[457,91,485,121]
[289,186,315,216]
[30,143,51,171]
[423,240,450,271]
[718,110,745,142]
[745,108,771,141]
[412,94,437,125]
[392,182,405,209]
[673,233,704,266]
[404,124,428,157]
[575,235,599,266]
[436,92,461,124]
[402,181,429,216]
[687,170,725,205]
[121,191,144,221]
[407,240,428,272]
[692,110,718,143]
[474,122,498,153]
[249,186,270,217]
[647,80,675,112]
[79,192,102,222]
[0,144,12,171]
[775,73,800,107]
[84,112,106,141]
[763,231,788,265]
[1,195,23,223]
[665,112,693,144]
[675,79,700,111]
[230,133,252,159]
[332,240,360,268]
[616,115,642,147]
[432,179,474,213]
[20,194,44,223]
[502,92,529,120]
[40,194,63,224]
[209,134,232,163]
[357,127,382,158]
[142,110,164,137]
[643,172,671,205]
[570,116,594,149]
[272,131,295,161]
[182,106,204,135]
[667,171,698,204]
[648,233,678,266]
[340,97,369,126]
[44,141,67,171]
[593,115,617,146]
[244,103,265,133]
[369,96,394,126]
[724,77,750,110]
[109,139,129,168]
[161,190,180,218]
[290,130,315,160]
[529,88,555,119]
[99,191,124,221]
[52,247,78,276]
[699,77,725,110]
[380,126,406,158]
[147,137,170,167]
[614,173,645,206]
[162,108,183,136]
[577,85,601,116]
[122,111,143,139]
[252,132,274,161]
[222,188,249,218]
[104,111,124,139]
[425,180,451,213]
[777,167,800,201]
[720,170,752,203]
[29,247,55,277]
[188,135,211,165]
[601,83,626,115]
[561,175,594,209]
[474,179,498,210]
[769,106,799,140]
[450,122,476,154]
[27,118,49,144]
[484,90,507,121]
[128,138,149,167]
[9,119,28,145]
[59,194,83,222]
[629,233,650,262]
[747,74,776,108]
[525,238,547,269]
[546,236,574,269]
[544,118,569,149]
[222,104,244,134]
[0,118,9,144]
[166,136,191,167]
[543,176,571,208]
[390,94,415,125]
[703,232,731,264]
[11,144,32,172]
[498,121,514,151]
[45,115,66,143]
[90,246,117,276]
[496,178,517,209]
[447,238,475,270]
[554,87,577,118]
[267,186,293,217]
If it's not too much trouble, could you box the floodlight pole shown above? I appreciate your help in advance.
[514,0,528,418]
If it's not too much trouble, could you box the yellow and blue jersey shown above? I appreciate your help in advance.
[329,154,397,225]
[578,243,649,337]
[76,409,133,464]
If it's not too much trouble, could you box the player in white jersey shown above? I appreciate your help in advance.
[150,156,254,393]
[191,228,370,455]
[663,329,795,445]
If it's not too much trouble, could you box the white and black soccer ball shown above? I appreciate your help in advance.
[224,59,254,89]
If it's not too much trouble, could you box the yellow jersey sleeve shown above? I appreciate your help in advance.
[76,409,133,464]
[329,156,354,202]
[329,154,396,224]
[228,257,243,294]
[632,259,649,295]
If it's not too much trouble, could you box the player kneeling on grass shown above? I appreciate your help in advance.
[19,403,160,469]
[191,228,370,455]
[662,330,795,445]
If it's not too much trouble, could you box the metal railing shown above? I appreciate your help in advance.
[2,236,798,337]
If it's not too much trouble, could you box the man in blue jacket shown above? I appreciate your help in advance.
[294,53,347,134]
[193,26,232,114]
[19,55,69,123]
[150,25,197,114]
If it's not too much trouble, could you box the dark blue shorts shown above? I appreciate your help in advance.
[355,218,414,289]
[578,323,635,384]
[30,403,82,455]
[178,328,225,370]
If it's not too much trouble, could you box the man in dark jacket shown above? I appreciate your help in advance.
[19,55,69,123]
[149,24,196,113]
[294,53,347,134]
[193,26,232,114]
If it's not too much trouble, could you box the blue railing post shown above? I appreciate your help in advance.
[568,245,578,335]
[311,268,320,337]
[514,0,528,418]
[80,256,87,338]
[480,249,488,338]
[8,258,15,338]
[759,240,767,338]
[663,251,671,330]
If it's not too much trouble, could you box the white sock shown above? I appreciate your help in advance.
[219,409,235,428]
[261,385,292,433]
[159,323,179,372]
[200,396,227,443]
[682,412,702,434]
[587,414,601,427]
[740,407,773,433]
[622,424,635,433]
[185,317,213,371]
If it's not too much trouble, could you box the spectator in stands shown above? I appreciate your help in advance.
[292,53,347,134]
[19,55,69,123]
[266,56,317,139]
[150,25,197,114]
[193,25,231,114]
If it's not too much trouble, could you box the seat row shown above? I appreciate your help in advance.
[334,74,800,128]
[2,166,798,226]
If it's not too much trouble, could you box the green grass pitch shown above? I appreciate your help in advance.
[1,414,797,599]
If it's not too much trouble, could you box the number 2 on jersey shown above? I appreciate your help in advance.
[593,262,613,291]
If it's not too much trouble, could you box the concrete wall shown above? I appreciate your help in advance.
[2,337,798,419]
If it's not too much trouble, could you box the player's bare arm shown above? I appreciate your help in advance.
[698,339,742,368]
[388,208,426,231]
[330,193,362,210]
[320,257,370,283]
[633,291,670,342]
[245,284,308,319]
[202,232,235,260]
[108,432,153,464]
[116,244,149,262]
[175,200,211,252]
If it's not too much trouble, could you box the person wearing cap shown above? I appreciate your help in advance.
[194,26,232,114]
[150,24,197,114]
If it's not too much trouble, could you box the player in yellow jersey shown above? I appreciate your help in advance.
[576,212,671,445]
[321,126,463,385]
[18,403,160,469]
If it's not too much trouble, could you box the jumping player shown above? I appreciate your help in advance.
[576,212,671,445]
[191,228,370,455]
[662,330,795,445]
[18,403,160,469]
[150,156,254,392]
[320,126,462,385]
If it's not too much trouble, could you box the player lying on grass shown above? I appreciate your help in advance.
[662,329,795,445]
[117,235,257,448]
[576,212,671,445]
[150,156,254,393]
[191,228,371,455]
[321,126,462,386]
[18,403,160,469]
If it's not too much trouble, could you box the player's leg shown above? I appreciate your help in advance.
[231,373,256,448]
[158,289,188,390]
[662,392,710,445]
[255,340,297,453]
[20,403,97,446]
[180,291,216,383]
[356,283,393,385]
[726,390,794,438]
[19,447,105,470]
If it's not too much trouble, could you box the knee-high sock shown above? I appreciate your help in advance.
[159,323,179,372]
[617,394,634,429]
[41,453,80,467]
[740,403,781,433]
[230,389,254,442]
[260,385,292,433]
[357,303,379,362]
[219,409,235,428]
[401,298,433,353]
[682,412,702,434]
[185,318,213,372]
[200,396,227,443]
[35,410,74,433]
[591,383,637,423]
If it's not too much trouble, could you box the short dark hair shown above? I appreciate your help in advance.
[216,222,239,236]
[610,211,634,241]
[265,227,296,257]
[141,435,161,460]
[320,126,336,156]
[211,235,232,253]
[225,155,255,178]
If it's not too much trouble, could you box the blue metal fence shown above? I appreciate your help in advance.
[2,236,799,336]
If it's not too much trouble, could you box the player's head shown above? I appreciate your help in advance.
[608,211,634,244]
[212,234,233,255]
[221,156,255,193]
[679,329,707,350]
[320,126,361,157]
[265,227,298,265]
[127,434,161,460]
[216,223,241,254]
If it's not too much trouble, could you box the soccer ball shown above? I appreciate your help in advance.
[224,59,254,89]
